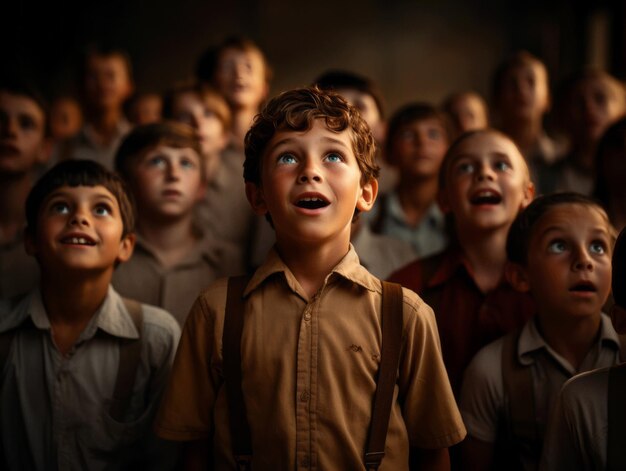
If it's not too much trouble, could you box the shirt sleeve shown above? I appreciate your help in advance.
[458,341,504,443]
[398,291,466,449]
[154,283,224,441]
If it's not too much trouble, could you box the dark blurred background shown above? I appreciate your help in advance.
[3,0,625,111]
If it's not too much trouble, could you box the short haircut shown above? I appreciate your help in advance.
[0,76,48,129]
[438,128,524,190]
[79,43,134,85]
[26,160,135,238]
[592,116,626,208]
[195,36,272,85]
[506,192,614,266]
[492,50,548,102]
[313,70,385,119]
[114,121,204,182]
[244,86,379,186]
[613,227,626,307]
[385,102,452,158]
[162,80,232,131]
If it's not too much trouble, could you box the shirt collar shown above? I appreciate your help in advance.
[133,229,224,268]
[244,244,378,299]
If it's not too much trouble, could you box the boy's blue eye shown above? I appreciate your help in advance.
[51,202,70,214]
[325,152,343,163]
[277,153,297,165]
[94,204,112,217]
[494,161,511,171]
[180,157,197,169]
[456,162,475,174]
[590,241,606,255]
[548,240,567,253]
[427,128,442,140]
[148,156,166,167]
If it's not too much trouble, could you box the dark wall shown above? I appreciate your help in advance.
[3,0,623,112]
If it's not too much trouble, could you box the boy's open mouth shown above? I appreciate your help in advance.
[61,236,96,246]
[470,189,502,205]
[569,281,596,293]
[295,197,330,210]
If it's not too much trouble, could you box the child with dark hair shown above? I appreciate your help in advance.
[196,36,270,150]
[460,192,620,470]
[155,87,465,469]
[592,117,626,230]
[540,225,626,470]
[112,121,243,325]
[58,44,134,169]
[367,102,451,258]
[0,78,50,299]
[0,159,180,469]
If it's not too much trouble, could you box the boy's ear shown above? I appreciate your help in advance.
[245,182,268,216]
[520,180,536,209]
[356,178,378,213]
[505,261,531,293]
[116,233,136,264]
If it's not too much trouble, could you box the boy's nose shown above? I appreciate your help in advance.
[69,210,90,227]
[475,163,495,181]
[165,162,181,180]
[298,161,322,183]
[573,248,594,271]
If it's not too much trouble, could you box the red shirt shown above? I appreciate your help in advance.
[389,246,535,394]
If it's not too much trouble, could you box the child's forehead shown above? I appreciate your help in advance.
[264,120,354,154]
[45,184,118,204]
[532,203,611,237]
[0,91,45,119]
[451,132,520,161]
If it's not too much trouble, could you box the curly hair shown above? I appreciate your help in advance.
[243,87,379,186]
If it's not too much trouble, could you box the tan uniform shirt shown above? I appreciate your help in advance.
[112,231,245,326]
[155,246,466,470]
[0,286,181,470]
[460,314,621,470]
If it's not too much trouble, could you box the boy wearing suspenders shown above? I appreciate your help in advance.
[154,87,465,470]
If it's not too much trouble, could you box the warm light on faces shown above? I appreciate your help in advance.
[171,92,228,157]
[0,91,47,175]
[214,48,268,110]
[449,94,488,136]
[519,204,613,320]
[440,132,534,232]
[84,55,133,110]
[335,88,384,143]
[49,97,83,140]
[131,146,204,221]
[28,185,133,274]
[246,120,376,247]
[390,118,448,179]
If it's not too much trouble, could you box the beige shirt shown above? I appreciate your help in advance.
[0,286,181,470]
[460,314,620,470]
[112,231,245,326]
[539,366,614,470]
[155,246,466,470]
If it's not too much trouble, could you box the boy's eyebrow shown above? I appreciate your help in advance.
[267,135,350,152]
[539,225,611,239]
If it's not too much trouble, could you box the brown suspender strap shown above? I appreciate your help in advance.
[224,275,253,471]
[365,281,404,471]
[109,298,143,422]
[501,329,540,463]
[607,363,626,471]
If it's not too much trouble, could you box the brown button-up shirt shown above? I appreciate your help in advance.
[155,246,465,470]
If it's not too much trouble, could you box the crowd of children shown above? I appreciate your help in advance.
[1,35,626,469]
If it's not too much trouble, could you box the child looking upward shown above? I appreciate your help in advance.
[0,160,180,469]
[389,129,536,394]
[460,193,619,470]
[155,87,465,470]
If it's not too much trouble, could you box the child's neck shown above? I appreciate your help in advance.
[276,235,351,300]
[137,215,198,269]
[501,118,543,158]
[537,312,602,371]
[230,107,259,151]
[85,107,124,146]
[0,173,33,244]
[396,176,438,226]
[40,269,112,355]
[204,150,223,183]
[457,227,508,293]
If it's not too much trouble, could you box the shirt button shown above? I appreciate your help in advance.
[300,390,310,402]
[304,312,311,321]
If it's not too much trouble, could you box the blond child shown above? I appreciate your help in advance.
[460,192,619,470]
[155,87,465,470]
[112,121,243,325]
[389,129,536,394]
